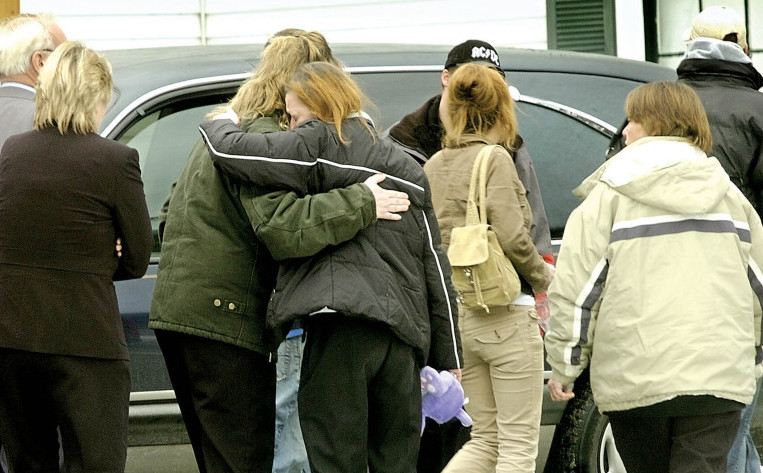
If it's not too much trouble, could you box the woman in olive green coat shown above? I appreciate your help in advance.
[149,31,408,473]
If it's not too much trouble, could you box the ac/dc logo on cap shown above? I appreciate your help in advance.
[445,40,503,73]
[471,46,499,67]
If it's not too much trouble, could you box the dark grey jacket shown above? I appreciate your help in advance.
[0,84,35,150]
[678,40,763,213]
[200,117,462,370]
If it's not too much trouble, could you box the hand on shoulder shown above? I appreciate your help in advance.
[211,108,240,125]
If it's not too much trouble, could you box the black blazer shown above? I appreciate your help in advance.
[0,128,152,360]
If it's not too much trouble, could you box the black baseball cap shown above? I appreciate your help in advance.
[444,39,504,76]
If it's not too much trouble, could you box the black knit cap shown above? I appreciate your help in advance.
[444,39,504,76]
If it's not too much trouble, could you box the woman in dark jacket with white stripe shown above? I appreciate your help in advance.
[200,61,462,473]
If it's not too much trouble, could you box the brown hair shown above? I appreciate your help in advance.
[442,63,517,150]
[34,41,112,134]
[285,61,372,144]
[210,29,341,129]
[625,81,712,153]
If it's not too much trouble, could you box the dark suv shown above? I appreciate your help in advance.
[101,43,678,473]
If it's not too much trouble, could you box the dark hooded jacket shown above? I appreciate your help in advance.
[678,38,763,213]
[200,117,462,370]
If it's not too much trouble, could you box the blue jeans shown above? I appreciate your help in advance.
[274,333,310,473]
[728,376,762,473]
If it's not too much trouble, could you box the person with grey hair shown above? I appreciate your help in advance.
[676,8,763,472]
[0,13,66,148]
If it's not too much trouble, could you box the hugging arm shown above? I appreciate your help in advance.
[241,184,375,261]
[200,118,329,195]
[205,118,411,260]
[241,174,410,261]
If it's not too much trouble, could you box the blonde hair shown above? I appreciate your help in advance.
[210,29,341,129]
[442,63,517,150]
[0,13,56,76]
[625,81,712,153]
[286,61,372,144]
[34,41,113,134]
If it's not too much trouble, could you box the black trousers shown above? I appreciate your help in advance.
[417,419,470,473]
[608,408,741,473]
[299,315,421,473]
[155,330,275,473]
[0,347,130,473]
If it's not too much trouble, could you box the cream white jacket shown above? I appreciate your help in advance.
[545,137,763,412]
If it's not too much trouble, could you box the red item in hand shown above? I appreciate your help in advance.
[535,292,550,337]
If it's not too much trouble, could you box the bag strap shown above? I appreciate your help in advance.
[465,145,496,225]
[465,145,497,225]
[477,145,496,225]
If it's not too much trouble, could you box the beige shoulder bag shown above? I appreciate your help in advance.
[447,145,521,312]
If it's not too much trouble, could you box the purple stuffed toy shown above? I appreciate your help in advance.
[420,366,473,435]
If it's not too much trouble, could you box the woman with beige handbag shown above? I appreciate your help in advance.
[423,63,554,473]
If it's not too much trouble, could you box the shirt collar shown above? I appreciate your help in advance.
[0,82,35,93]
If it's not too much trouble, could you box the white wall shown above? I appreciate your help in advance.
[615,0,645,60]
[19,0,549,51]
[30,0,759,71]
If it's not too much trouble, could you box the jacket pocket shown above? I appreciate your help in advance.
[211,297,246,315]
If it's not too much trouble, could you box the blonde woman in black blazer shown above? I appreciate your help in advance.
[0,41,152,472]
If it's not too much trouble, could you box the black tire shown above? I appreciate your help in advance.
[543,369,625,473]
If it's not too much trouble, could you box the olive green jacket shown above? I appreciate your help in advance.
[149,116,376,355]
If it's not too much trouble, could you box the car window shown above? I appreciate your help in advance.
[507,72,641,128]
[514,102,608,237]
[503,72,650,237]
[116,99,226,393]
[353,71,442,131]
[114,70,634,249]
[355,70,624,238]
[117,101,223,252]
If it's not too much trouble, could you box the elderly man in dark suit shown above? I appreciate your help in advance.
[0,41,152,473]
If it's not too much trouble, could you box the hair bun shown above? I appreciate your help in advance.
[454,79,479,101]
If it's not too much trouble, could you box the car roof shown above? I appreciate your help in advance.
[101,43,676,128]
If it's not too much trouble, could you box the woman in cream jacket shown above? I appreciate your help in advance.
[545,81,763,473]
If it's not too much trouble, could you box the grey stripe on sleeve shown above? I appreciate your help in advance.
[748,264,763,365]
[611,218,750,243]
[570,261,609,366]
